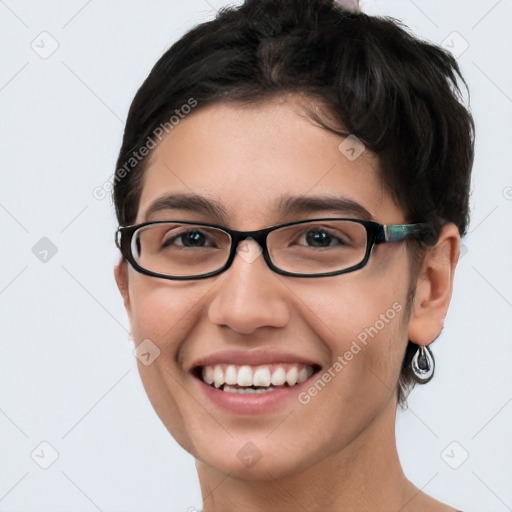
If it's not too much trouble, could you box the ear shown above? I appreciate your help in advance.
[114,258,132,317]
[408,223,461,345]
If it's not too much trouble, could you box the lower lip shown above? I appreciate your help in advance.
[194,374,317,414]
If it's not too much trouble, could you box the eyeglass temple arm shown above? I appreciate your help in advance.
[380,223,428,243]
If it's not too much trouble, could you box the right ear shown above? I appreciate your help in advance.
[114,258,132,316]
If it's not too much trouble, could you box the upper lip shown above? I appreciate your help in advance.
[187,349,322,371]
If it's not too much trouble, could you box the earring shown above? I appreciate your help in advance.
[411,345,435,383]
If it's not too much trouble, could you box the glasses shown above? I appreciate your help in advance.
[115,218,429,280]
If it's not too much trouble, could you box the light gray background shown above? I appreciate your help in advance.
[1,0,511,511]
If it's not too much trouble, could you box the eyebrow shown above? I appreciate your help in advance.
[143,192,373,223]
[274,194,374,221]
[144,193,228,222]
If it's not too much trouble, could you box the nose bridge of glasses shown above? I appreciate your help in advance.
[229,226,271,252]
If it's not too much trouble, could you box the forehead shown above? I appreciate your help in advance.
[136,96,403,226]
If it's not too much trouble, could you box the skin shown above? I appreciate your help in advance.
[114,94,461,512]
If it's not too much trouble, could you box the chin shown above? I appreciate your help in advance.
[192,432,336,482]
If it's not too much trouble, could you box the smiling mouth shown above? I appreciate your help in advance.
[193,363,320,394]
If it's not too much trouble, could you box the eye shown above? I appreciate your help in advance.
[299,228,347,248]
[162,229,214,248]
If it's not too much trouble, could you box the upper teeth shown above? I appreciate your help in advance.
[201,363,314,388]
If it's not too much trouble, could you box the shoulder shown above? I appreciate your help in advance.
[400,485,462,512]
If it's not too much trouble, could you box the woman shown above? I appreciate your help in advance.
[113,0,473,510]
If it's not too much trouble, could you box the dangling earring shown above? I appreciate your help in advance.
[411,344,435,383]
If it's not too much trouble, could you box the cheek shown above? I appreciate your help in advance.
[301,259,410,399]
[128,273,208,346]
[126,275,214,453]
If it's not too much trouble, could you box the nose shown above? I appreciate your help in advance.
[207,239,291,335]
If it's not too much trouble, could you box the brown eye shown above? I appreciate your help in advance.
[163,230,210,248]
[303,229,344,247]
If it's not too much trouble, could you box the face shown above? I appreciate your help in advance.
[116,95,416,480]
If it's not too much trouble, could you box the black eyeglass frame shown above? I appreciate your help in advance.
[115,218,429,280]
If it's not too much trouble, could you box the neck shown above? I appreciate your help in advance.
[195,399,417,512]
